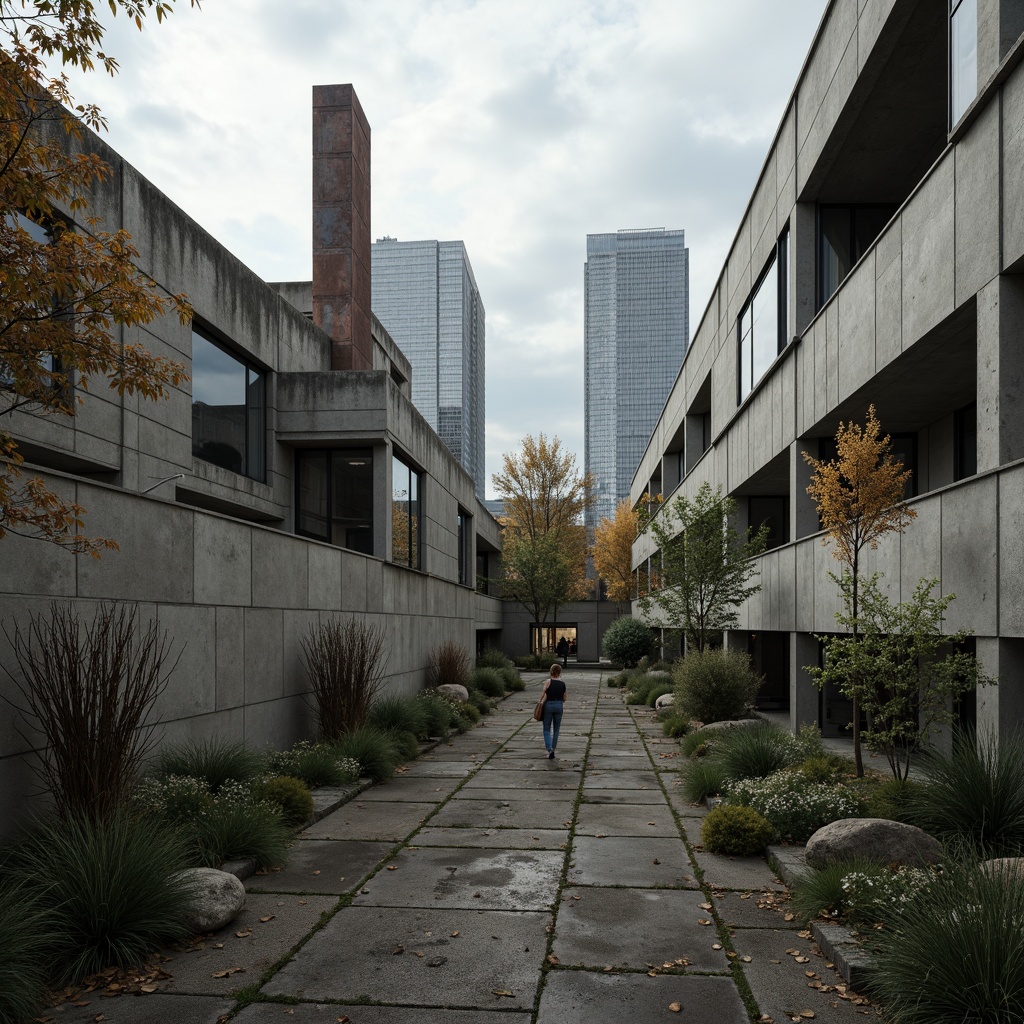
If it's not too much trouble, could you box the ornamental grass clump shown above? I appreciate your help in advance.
[500,666,526,691]
[368,695,430,738]
[645,684,673,708]
[662,714,691,738]
[333,726,402,783]
[267,741,360,788]
[416,691,456,740]
[673,649,761,724]
[713,722,798,782]
[727,770,862,842]
[0,882,53,1024]
[701,804,774,855]
[427,639,472,690]
[471,667,506,698]
[866,861,1024,1023]
[681,759,726,803]
[152,737,266,793]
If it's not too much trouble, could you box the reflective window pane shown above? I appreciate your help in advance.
[951,0,978,125]
[297,453,329,540]
[332,450,374,554]
[192,330,247,474]
[391,454,421,569]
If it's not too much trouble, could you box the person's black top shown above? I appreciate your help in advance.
[544,678,567,701]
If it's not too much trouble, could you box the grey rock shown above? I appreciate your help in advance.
[979,857,1024,881]
[654,693,675,711]
[176,867,246,933]
[436,684,470,703]
[805,818,943,869]
[698,718,761,732]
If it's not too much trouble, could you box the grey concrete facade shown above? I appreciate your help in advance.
[631,0,1024,739]
[0,87,503,836]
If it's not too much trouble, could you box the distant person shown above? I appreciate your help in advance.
[556,636,569,666]
[568,638,577,658]
[540,663,567,759]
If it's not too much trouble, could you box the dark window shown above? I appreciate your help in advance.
[295,448,374,554]
[739,229,789,402]
[950,0,978,125]
[191,326,265,480]
[954,401,977,480]
[890,433,918,500]
[392,453,422,569]
[458,509,472,585]
[818,205,898,308]
[749,496,789,550]
[476,551,489,594]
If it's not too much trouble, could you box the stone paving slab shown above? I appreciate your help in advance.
[47,994,235,1024]
[358,776,464,802]
[456,786,578,803]
[585,755,652,770]
[353,846,563,911]
[234,1006,532,1024]
[714,888,800,930]
[431,797,575,830]
[574,803,679,837]
[581,770,660,790]
[580,788,665,805]
[413,826,569,849]
[159,894,337,996]
[692,850,787,891]
[666,792,711,817]
[568,836,697,888]
[464,768,580,789]
[245,840,392,895]
[302,801,437,841]
[552,886,731,972]
[730,928,880,1022]
[263,905,550,1009]
[536,969,748,1024]
[399,762,478,778]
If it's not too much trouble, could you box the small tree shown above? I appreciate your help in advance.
[639,481,767,653]
[804,405,916,775]
[812,574,991,782]
[601,616,653,668]
[593,500,639,609]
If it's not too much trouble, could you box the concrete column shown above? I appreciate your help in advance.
[373,440,389,560]
[975,637,1024,742]
[312,84,373,372]
[790,632,821,732]
[790,439,819,542]
[977,275,1024,471]
[791,202,817,338]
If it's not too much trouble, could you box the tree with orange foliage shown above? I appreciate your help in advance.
[593,500,638,608]
[803,405,916,775]
[1,1,195,555]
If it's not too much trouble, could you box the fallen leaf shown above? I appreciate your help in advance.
[699,902,713,911]
[652,858,661,864]
[712,943,723,950]
[698,919,712,926]
[260,915,275,923]
[669,1003,682,1013]
[547,954,559,965]
[805,971,817,978]
[387,865,398,871]
[799,1013,815,1019]
[450,931,460,937]
[235,929,252,938]
[139,985,158,994]
[392,945,405,955]
[298,900,308,905]
[414,951,425,958]
[784,912,796,922]
[492,990,514,997]
[602,965,613,973]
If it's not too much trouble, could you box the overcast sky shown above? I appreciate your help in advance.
[68,0,827,498]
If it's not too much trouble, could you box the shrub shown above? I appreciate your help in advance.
[728,770,862,843]
[790,855,897,924]
[468,689,492,715]
[152,738,266,793]
[191,785,291,869]
[416,692,456,740]
[643,670,674,690]
[673,649,761,723]
[625,687,650,706]
[714,723,797,783]
[133,774,214,822]
[863,777,924,822]
[500,666,526,691]
[7,603,176,821]
[650,659,673,673]
[427,639,472,689]
[792,723,827,761]
[681,730,713,759]
[701,804,774,855]
[260,775,314,827]
[333,727,401,783]
[471,667,506,698]
[3,810,194,985]
[388,729,421,761]
[369,695,430,738]
[907,728,1024,857]
[662,715,691,738]
[303,617,389,740]
[267,741,361,788]
[867,861,1024,1023]
[680,759,725,803]
[793,755,844,785]
[0,883,52,1024]
[602,617,654,668]
[514,653,548,671]
[646,684,673,708]
[477,648,511,670]
[459,702,482,725]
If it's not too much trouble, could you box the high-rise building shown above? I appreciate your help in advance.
[584,228,689,529]
[372,238,486,496]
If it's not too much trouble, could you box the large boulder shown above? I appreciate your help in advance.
[436,683,470,703]
[175,867,246,933]
[805,818,943,869]
[654,693,675,712]
[699,718,762,732]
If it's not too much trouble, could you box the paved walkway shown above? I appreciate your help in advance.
[50,671,879,1024]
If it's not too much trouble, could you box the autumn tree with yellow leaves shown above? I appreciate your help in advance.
[492,434,594,630]
[803,405,916,775]
[592,499,639,608]
[1,1,195,555]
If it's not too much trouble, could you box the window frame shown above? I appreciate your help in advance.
[949,0,978,127]
[391,452,423,570]
[737,228,790,404]
[294,447,375,554]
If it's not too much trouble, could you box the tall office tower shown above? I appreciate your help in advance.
[372,238,486,496]
[584,228,689,530]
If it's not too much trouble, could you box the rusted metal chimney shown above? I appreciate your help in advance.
[311,84,372,371]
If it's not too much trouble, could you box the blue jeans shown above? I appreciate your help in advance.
[543,700,564,752]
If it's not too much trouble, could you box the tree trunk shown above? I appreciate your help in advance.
[851,550,864,777]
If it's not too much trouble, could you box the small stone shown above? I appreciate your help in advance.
[174,868,245,933]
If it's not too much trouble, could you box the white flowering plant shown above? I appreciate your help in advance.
[726,769,863,842]
[840,866,936,924]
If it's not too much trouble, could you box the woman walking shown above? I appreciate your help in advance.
[540,663,567,759]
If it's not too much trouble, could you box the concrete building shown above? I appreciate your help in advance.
[632,0,1024,740]
[371,238,486,497]
[585,228,689,530]
[0,84,504,834]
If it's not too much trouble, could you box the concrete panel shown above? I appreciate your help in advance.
[858,0,898,70]
[244,607,284,703]
[998,466,1024,636]
[340,554,369,612]
[874,217,903,372]
[1003,64,1024,269]
[244,693,312,753]
[837,251,876,399]
[282,610,318,697]
[955,101,1001,305]
[825,299,840,411]
[898,493,941,601]
[0,485,78,598]
[194,514,252,606]
[812,538,845,632]
[901,155,955,347]
[154,604,217,720]
[215,605,245,710]
[251,529,309,609]
[308,542,343,611]
[941,477,998,635]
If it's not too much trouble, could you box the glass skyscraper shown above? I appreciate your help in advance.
[372,238,486,496]
[584,228,689,530]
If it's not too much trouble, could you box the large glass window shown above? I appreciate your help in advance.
[739,230,789,402]
[818,205,897,309]
[749,495,789,550]
[191,327,265,480]
[457,509,472,584]
[950,0,978,126]
[392,454,421,569]
[295,448,374,554]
